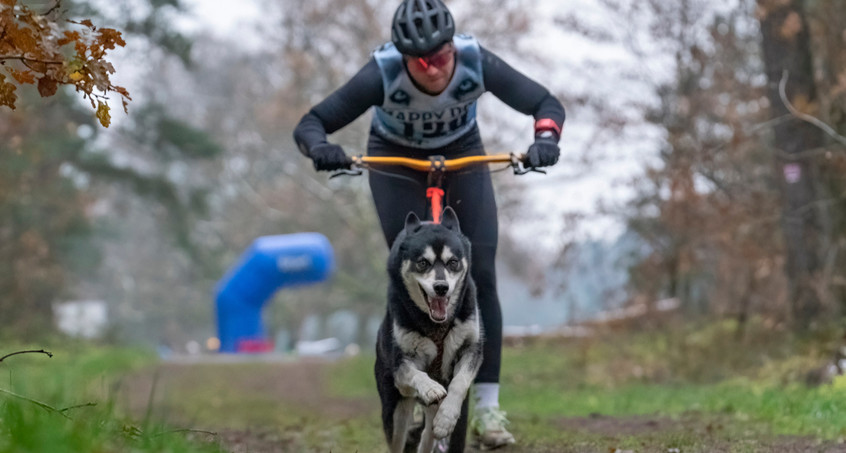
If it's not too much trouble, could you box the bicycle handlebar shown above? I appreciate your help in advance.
[332,152,544,177]
[352,153,522,171]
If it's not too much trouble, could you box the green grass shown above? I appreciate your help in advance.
[133,361,387,452]
[493,330,846,439]
[0,343,221,453]
[502,374,846,437]
[324,319,846,450]
[4,319,844,452]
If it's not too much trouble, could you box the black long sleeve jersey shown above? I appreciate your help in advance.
[293,44,565,155]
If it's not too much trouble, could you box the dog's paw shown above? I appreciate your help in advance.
[417,380,447,406]
[432,400,461,439]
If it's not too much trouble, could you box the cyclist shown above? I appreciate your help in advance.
[293,0,564,449]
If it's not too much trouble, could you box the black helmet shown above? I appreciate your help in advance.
[391,0,455,57]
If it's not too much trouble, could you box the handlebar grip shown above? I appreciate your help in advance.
[327,155,361,178]
[510,152,546,175]
[513,152,528,165]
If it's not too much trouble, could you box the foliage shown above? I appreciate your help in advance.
[805,0,846,316]
[0,95,221,339]
[0,0,214,343]
[624,1,789,322]
[0,0,130,126]
[0,90,98,338]
[0,346,220,453]
[570,0,846,330]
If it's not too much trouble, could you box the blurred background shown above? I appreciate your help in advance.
[3,0,846,356]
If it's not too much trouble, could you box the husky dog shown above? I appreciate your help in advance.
[375,207,483,453]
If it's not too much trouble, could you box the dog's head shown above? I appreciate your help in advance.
[390,207,471,324]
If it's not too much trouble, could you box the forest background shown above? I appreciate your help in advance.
[2,0,846,353]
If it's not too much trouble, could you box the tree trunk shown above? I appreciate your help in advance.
[757,0,826,328]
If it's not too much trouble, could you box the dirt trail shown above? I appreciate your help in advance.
[120,358,845,453]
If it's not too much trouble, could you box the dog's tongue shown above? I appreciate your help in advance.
[429,297,448,321]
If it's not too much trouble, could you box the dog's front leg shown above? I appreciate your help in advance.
[417,404,439,453]
[433,352,481,439]
[389,398,416,453]
[395,359,447,406]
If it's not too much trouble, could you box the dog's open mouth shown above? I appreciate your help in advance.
[421,287,449,322]
[428,296,448,322]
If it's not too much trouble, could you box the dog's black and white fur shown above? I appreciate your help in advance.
[375,207,483,453]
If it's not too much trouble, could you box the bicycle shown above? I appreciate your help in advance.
[331,152,540,452]
[332,152,542,223]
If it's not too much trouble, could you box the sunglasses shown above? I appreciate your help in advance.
[408,43,455,70]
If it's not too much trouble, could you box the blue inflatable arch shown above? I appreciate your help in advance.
[215,233,334,353]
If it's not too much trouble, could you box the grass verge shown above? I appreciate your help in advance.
[0,343,221,453]
[324,318,846,451]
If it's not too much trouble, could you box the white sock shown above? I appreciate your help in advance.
[473,383,500,410]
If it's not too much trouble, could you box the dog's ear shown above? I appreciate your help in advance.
[440,207,461,232]
[405,211,421,231]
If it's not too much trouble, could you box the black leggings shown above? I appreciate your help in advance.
[368,128,502,384]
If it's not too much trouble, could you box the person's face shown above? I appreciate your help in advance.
[404,42,456,95]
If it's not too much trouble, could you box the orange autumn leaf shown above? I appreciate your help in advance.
[57,30,81,47]
[36,76,58,97]
[95,101,111,128]
[0,0,130,127]
[8,68,35,84]
[0,74,17,109]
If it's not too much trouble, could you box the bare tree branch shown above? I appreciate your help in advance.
[43,0,62,17]
[0,56,64,65]
[780,70,846,147]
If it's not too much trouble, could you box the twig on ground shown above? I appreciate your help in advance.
[0,349,53,363]
[0,388,70,419]
[59,402,98,413]
[152,428,219,438]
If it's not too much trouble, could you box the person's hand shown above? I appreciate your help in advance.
[310,143,350,171]
[525,137,560,168]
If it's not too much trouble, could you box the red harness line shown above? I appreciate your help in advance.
[426,187,445,224]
